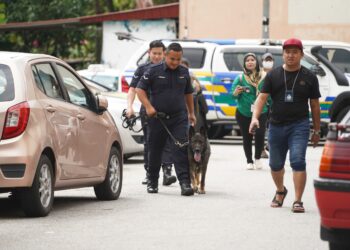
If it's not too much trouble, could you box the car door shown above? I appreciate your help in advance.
[55,63,110,178]
[211,46,284,120]
[31,63,81,180]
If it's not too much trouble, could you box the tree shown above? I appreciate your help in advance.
[0,0,179,68]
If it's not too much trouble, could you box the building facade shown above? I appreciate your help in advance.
[179,0,350,43]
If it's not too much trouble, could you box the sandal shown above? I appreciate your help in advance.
[271,186,288,208]
[292,201,305,213]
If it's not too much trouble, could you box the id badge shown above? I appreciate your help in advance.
[285,90,294,103]
[250,104,255,112]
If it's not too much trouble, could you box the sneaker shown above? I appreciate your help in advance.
[254,159,264,170]
[246,163,254,170]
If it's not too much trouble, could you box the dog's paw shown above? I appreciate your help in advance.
[193,186,198,193]
[198,189,206,194]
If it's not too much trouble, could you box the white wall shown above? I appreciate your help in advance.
[101,19,176,70]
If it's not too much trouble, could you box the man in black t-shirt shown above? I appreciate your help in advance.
[249,38,321,213]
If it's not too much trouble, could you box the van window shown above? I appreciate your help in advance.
[136,48,206,69]
[221,51,319,72]
[0,64,15,102]
[222,52,284,71]
[183,48,206,68]
[319,48,350,73]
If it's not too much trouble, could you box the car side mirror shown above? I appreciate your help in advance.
[310,64,326,77]
[96,94,108,113]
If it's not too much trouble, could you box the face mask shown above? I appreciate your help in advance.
[263,61,274,69]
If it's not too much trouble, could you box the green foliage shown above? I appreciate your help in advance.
[0,0,179,68]
[113,0,136,11]
[0,0,98,68]
[0,3,5,23]
[153,0,179,5]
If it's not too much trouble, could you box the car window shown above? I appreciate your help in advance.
[137,51,149,66]
[90,75,118,91]
[319,48,350,73]
[0,64,15,102]
[56,64,90,108]
[136,47,206,69]
[222,52,284,71]
[221,50,319,72]
[32,64,64,100]
[183,48,206,68]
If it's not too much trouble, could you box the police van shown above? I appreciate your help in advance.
[122,40,350,138]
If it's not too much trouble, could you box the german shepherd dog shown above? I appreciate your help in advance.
[188,126,211,194]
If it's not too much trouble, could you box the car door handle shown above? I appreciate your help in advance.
[221,78,233,83]
[77,114,85,120]
[45,106,56,113]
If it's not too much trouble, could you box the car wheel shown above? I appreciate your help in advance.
[329,242,350,250]
[20,155,54,217]
[94,147,123,200]
[335,106,350,123]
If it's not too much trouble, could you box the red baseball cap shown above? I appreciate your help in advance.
[283,38,303,50]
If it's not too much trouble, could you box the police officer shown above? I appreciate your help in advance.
[136,42,196,196]
[126,40,177,186]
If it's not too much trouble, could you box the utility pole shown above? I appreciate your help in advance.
[262,0,270,39]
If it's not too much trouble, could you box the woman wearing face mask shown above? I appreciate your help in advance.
[262,52,274,72]
[231,53,269,170]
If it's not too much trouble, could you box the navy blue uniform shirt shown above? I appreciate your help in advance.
[137,62,193,115]
[129,62,152,88]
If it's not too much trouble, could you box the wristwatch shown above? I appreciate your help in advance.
[312,130,321,136]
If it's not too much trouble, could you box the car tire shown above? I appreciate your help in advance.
[329,91,350,122]
[329,242,350,250]
[94,147,123,200]
[20,155,54,217]
[335,106,350,123]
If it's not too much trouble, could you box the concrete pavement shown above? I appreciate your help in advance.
[0,143,328,250]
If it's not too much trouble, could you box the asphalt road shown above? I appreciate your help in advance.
[0,141,328,250]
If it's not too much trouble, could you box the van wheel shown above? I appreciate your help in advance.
[208,125,232,139]
[20,155,54,217]
[94,147,123,200]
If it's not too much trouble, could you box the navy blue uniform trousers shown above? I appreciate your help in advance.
[147,113,190,185]
[141,108,173,172]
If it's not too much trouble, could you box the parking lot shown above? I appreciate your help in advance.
[0,140,327,250]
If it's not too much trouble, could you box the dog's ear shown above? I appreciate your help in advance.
[199,126,207,137]
[189,126,195,139]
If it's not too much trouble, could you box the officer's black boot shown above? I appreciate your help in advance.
[147,180,158,193]
[180,183,194,196]
[142,173,149,185]
[162,164,177,186]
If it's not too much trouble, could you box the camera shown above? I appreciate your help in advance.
[241,86,250,93]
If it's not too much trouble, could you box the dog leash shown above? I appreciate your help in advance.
[121,109,145,133]
[155,112,189,148]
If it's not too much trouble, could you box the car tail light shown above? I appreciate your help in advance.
[2,102,30,140]
[319,123,350,177]
[121,76,129,93]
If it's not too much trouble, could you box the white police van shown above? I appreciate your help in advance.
[122,39,350,138]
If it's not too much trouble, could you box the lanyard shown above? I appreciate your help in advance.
[283,68,300,91]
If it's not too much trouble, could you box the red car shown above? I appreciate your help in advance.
[314,106,350,250]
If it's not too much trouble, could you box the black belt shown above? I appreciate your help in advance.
[156,111,185,120]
